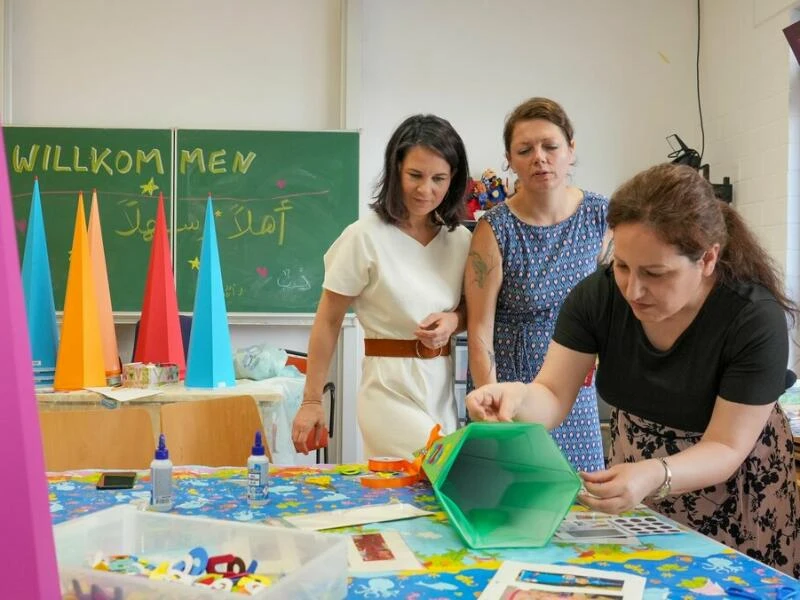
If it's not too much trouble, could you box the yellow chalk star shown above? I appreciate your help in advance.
[140,177,159,196]
[215,209,222,217]
[188,256,200,270]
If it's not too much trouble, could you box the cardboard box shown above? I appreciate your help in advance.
[122,362,179,388]
[422,422,581,549]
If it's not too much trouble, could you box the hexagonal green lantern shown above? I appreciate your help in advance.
[422,422,581,549]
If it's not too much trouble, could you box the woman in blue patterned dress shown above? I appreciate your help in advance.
[465,97,610,472]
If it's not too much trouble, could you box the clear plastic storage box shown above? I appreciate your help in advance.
[54,505,347,599]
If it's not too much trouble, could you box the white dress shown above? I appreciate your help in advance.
[323,211,472,459]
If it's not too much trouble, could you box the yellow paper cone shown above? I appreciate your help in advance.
[88,190,121,384]
[54,192,106,390]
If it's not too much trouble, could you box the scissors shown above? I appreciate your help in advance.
[725,585,797,599]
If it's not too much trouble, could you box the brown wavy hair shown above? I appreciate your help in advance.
[503,97,575,153]
[608,163,797,323]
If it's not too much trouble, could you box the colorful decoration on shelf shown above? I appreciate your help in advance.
[465,169,510,220]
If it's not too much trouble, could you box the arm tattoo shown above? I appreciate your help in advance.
[469,250,497,288]
[478,335,496,374]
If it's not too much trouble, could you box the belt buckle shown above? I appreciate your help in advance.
[415,339,442,359]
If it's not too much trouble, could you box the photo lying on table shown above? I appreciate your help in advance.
[346,531,423,573]
[478,561,645,600]
[553,514,639,545]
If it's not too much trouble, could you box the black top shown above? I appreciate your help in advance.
[553,266,789,432]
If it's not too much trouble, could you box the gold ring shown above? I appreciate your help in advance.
[415,339,442,359]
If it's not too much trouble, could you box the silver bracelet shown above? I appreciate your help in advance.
[653,457,672,500]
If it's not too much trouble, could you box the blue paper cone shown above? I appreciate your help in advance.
[21,178,58,378]
[185,197,235,388]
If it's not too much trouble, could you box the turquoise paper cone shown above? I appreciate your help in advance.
[21,178,58,374]
[185,197,235,388]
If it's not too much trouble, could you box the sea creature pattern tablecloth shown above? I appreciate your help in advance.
[49,466,800,599]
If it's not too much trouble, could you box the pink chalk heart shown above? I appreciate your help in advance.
[276,179,286,189]
[256,267,268,278]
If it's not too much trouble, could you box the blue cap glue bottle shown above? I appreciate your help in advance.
[150,434,174,511]
[247,431,269,507]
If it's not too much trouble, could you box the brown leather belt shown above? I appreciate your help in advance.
[364,338,451,359]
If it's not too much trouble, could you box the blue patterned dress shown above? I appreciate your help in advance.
[469,193,608,472]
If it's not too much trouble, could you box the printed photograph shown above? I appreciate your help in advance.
[352,533,396,562]
[500,586,620,599]
[517,570,624,592]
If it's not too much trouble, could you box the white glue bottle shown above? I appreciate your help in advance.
[247,431,269,507]
[150,433,174,511]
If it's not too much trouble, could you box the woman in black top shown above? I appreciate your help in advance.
[466,163,799,577]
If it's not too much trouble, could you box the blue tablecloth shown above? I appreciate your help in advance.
[49,466,800,599]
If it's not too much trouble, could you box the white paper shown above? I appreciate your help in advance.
[86,386,164,402]
[346,531,423,573]
[478,561,646,599]
[282,502,432,531]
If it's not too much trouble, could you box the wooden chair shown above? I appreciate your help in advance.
[39,408,156,471]
[159,394,272,466]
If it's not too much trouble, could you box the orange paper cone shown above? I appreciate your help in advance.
[88,190,121,385]
[135,192,185,377]
[54,192,106,390]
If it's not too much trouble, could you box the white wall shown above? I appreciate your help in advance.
[6,0,341,129]
[701,0,800,372]
[359,0,700,208]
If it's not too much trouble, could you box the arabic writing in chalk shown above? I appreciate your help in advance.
[115,199,200,242]
[276,268,310,292]
[228,198,293,245]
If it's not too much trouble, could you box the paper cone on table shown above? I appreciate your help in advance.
[54,192,106,391]
[134,192,185,378]
[0,125,63,598]
[88,190,121,385]
[21,177,59,379]
[185,196,235,388]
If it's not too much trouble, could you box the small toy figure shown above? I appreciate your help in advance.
[464,169,509,219]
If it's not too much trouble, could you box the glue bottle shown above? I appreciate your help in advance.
[247,431,269,507]
[150,433,174,511]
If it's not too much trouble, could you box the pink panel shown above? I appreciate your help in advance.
[0,125,60,596]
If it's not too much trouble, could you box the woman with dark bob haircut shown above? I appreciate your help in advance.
[467,163,799,576]
[293,114,472,459]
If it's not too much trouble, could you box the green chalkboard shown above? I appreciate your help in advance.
[175,130,358,313]
[5,127,172,311]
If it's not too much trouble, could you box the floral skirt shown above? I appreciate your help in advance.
[609,406,799,578]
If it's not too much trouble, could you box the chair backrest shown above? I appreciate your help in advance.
[159,395,272,466]
[39,408,156,471]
